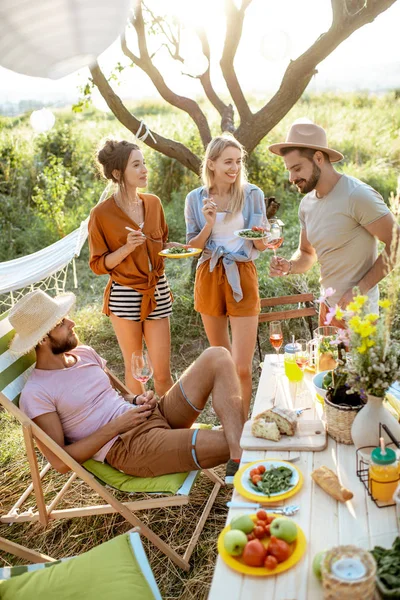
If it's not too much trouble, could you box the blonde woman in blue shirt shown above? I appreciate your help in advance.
[185,135,268,417]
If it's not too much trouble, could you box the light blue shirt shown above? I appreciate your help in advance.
[184,183,267,302]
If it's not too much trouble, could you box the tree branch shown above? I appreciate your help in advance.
[121,1,211,148]
[89,63,201,174]
[235,0,397,153]
[220,0,253,124]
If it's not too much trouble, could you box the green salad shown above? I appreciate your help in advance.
[238,229,267,239]
[371,537,400,595]
[165,247,189,254]
[249,466,294,496]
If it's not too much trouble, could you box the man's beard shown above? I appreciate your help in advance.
[48,332,79,355]
[295,162,321,194]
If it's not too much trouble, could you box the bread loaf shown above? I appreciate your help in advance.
[254,407,297,436]
[311,466,353,502]
[251,418,281,441]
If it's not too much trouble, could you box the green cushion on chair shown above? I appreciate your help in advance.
[83,459,189,494]
[0,534,159,600]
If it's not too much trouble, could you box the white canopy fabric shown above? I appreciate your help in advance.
[0,183,112,305]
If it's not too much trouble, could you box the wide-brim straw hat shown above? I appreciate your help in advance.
[269,122,344,163]
[9,290,76,355]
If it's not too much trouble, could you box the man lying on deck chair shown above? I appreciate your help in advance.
[9,290,244,483]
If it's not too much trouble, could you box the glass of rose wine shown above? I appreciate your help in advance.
[131,350,153,385]
[295,339,310,371]
[265,222,284,257]
[269,321,283,366]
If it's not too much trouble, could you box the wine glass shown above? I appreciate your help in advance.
[131,350,153,385]
[265,222,284,257]
[295,339,310,372]
[269,321,283,366]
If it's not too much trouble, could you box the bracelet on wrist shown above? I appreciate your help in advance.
[285,260,293,275]
[132,394,140,405]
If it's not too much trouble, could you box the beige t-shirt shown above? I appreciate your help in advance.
[298,174,390,309]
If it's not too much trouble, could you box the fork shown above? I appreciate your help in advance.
[125,226,162,244]
[226,502,300,516]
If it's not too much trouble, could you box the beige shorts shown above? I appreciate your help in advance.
[105,379,203,477]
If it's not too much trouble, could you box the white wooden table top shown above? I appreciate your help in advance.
[208,355,398,600]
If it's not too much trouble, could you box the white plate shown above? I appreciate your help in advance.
[241,460,299,497]
[233,229,271,240]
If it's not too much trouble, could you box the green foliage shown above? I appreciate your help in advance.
[32,156,78,237]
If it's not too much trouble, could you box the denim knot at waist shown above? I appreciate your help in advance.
[200,246,253,303]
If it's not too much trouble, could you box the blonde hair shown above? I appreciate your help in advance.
[201,135,247,214]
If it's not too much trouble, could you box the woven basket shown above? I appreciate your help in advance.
[321,545,377,600]
[325,391,364,444]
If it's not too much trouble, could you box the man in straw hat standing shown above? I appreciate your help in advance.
[9,290,244,483]
[268,121,399,324]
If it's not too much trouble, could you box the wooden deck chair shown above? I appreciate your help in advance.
[0,311,224,571]
[257,293,318,362]
[0,531,162,599]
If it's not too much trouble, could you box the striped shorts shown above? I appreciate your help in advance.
[109,274,173,321]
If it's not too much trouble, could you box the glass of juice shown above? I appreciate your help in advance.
[269,321,283,366]
[284,342,304,383]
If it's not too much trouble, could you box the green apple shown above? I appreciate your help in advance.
[312,551,326,580]
[230,514,255,534]
[223,529,248,556]
[269,517,298,543]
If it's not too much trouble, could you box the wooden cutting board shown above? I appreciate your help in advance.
[240,418,327,451]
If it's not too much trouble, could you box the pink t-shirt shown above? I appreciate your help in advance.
[20,345,134,462]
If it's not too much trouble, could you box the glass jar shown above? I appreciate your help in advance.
[368,446,400,503]
[284,342,303,383]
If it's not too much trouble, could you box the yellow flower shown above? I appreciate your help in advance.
[366,313,379,323]
[357,342,368,354]
[378,299,391,309]
[335,307,344,320]
[366,339,375,348]
[358,322,376,338]
[348,315,361,332]
[347,296,368,312]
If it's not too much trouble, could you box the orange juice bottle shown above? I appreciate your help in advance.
[368,446,399,503]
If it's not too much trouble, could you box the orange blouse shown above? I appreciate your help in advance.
[88,193,169,321]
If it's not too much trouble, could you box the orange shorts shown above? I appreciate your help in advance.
[194,259,260,317]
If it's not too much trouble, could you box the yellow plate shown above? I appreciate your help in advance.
[158,247,202,259]
[234,460,303,503]
[217,514,307,576]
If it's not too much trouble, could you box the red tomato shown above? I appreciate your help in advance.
[256,509,268,521]
[265,524,271,535]
[252,474,262,484]
[254,526,265,539]
[267,515,276,524]
[247,532,256,541]
[264,555,278,570]
[250,468,260,478]
[257,465,266,474]
[268,536,291,563]
[256,519,266,528]
[242,539,267,567]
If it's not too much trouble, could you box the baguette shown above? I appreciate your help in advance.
[311,466,353,502]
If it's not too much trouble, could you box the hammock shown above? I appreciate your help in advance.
[0,183,112,312]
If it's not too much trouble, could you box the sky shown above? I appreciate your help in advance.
[1,0,400,110]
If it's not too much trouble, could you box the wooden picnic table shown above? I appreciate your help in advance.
[208,355,398,600]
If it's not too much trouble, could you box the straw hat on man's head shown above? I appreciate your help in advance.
[9,290,76,355]
[268,122,343,163]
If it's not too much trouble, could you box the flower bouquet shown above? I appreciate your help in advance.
[325,294,400,450]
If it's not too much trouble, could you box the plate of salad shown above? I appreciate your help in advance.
[158,247,202,259]
[234,460,303,502]
[234,228,271,240]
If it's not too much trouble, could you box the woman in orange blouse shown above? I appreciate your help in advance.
[89,139,182,395]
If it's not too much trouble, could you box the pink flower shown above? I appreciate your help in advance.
[316,287,336,304]
[324,306,337,325]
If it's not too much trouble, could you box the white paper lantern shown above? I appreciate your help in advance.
[30,108,56,132]
[0,0,132,79]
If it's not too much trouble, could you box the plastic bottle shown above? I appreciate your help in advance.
[368,442,399,503]
[284,342,303,383]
